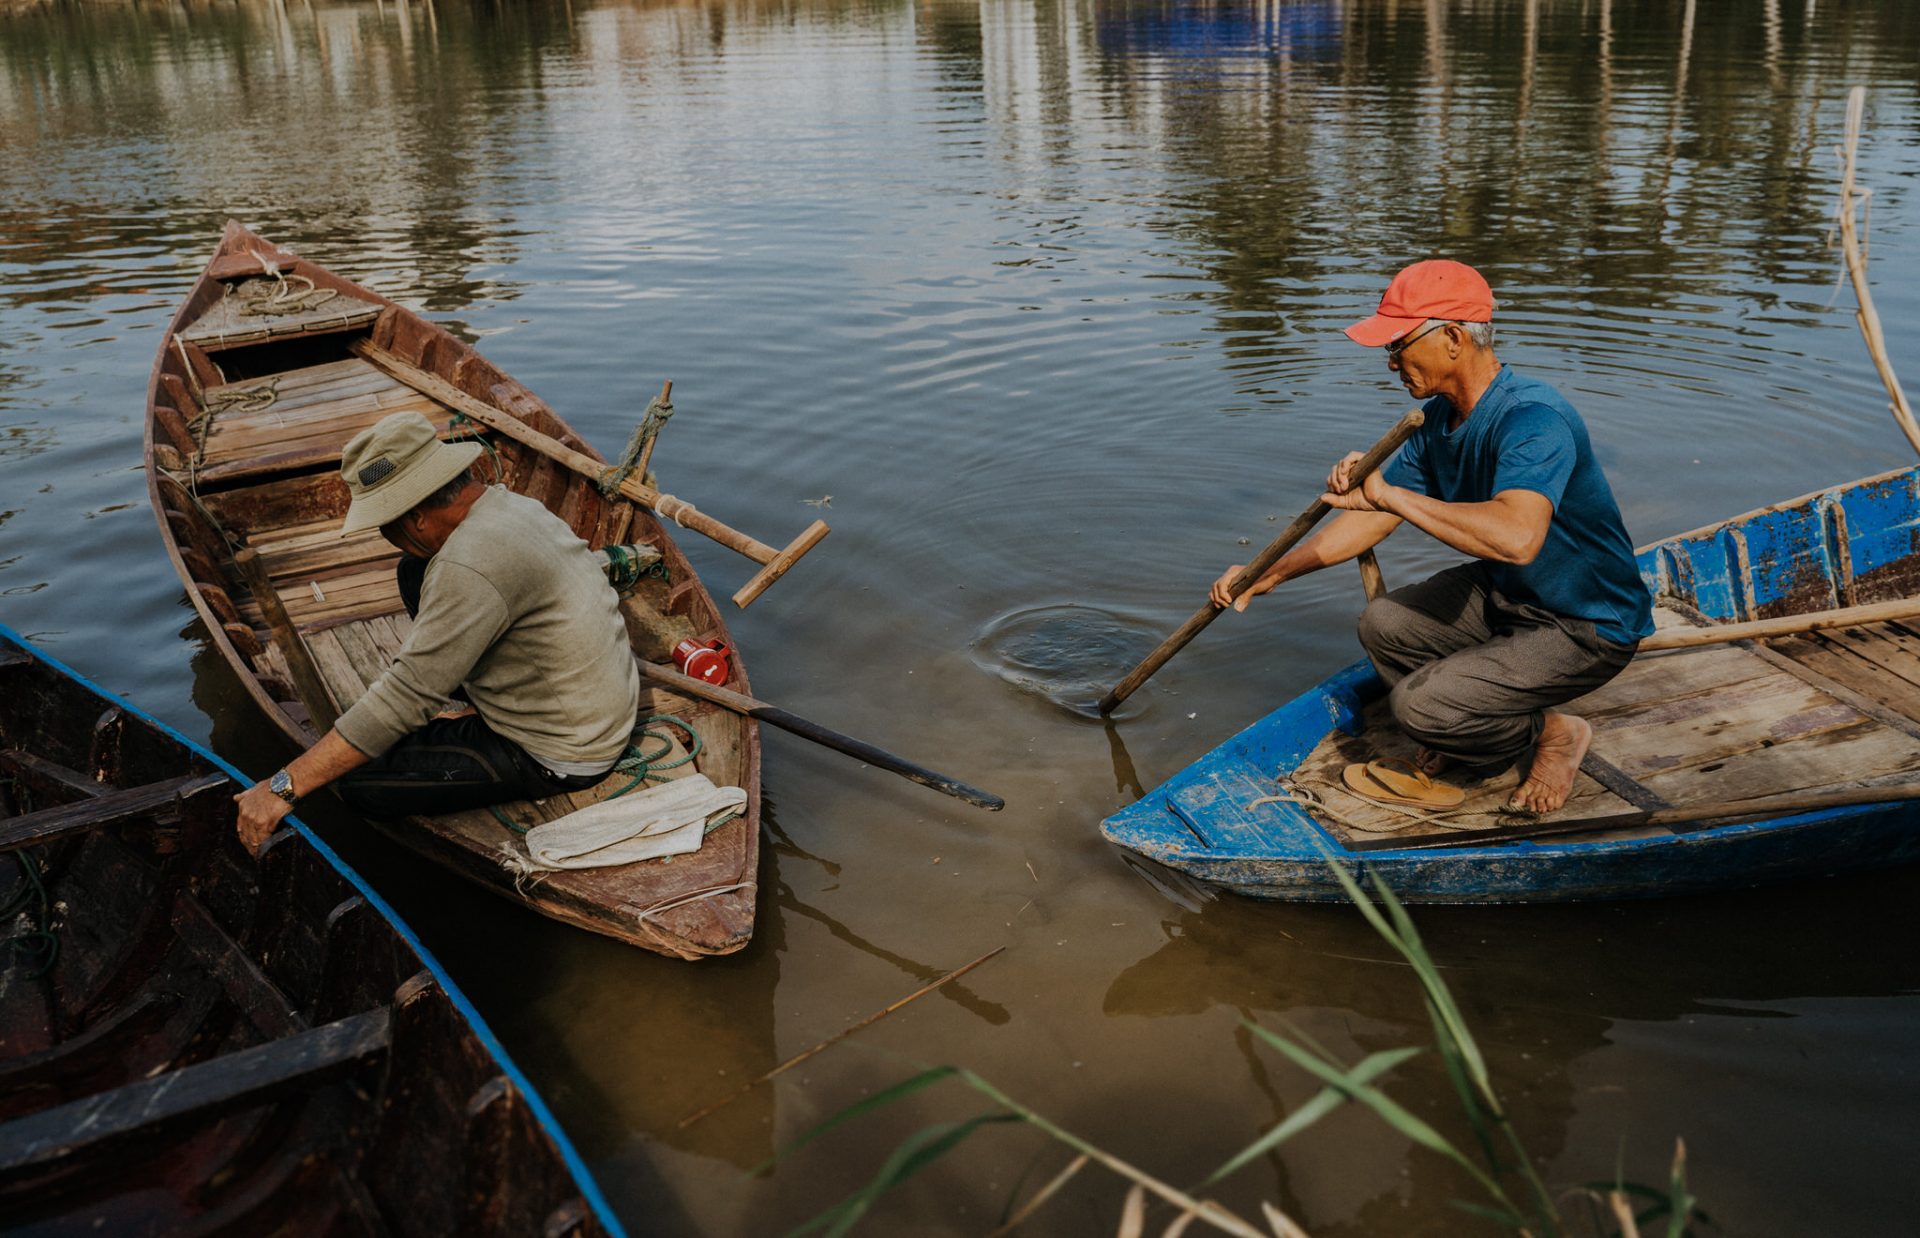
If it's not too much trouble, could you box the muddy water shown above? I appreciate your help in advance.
[3,1,1918,1233]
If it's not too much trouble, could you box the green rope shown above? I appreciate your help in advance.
[446,411,506,486]
[2,779,57,979]
[492,715,713,835]
[601,542,668,592]
[595,392,674,496]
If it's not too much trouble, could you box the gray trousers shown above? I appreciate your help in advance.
[1355,563,1638,772]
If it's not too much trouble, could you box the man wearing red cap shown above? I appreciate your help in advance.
[1211,260,1653,814]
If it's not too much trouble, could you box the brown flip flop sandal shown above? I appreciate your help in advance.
[1342,757,1467,810]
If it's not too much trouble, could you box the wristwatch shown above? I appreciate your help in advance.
[267,768,298,805]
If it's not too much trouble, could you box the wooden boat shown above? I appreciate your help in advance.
[0,625,624,1235]
[1102,465,1920,901]
[144,221,760,959]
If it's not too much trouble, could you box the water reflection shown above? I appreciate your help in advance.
[4,0,1919,1233]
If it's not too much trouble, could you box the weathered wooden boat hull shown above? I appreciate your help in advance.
[1102,466,1920,902]
[144,221,761,958]
[0,625,624,1235]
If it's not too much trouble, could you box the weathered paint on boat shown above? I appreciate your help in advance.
[1100,465,1920,902]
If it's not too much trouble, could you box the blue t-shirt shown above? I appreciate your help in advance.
[1381,366,1654,644]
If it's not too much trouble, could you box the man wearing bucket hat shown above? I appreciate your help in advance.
[1210,259,1653,815]
[232,410,640,851]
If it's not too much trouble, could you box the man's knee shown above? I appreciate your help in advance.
[1388,668,1467,740]
[1356,595,1408,659]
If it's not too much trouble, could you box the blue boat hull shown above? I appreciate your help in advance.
[1101,466,1920,902]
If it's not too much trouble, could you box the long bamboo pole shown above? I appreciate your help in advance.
[352,342,829,607]
[1098,410,1425,715]
[1637,594,1920,652]
[1345,781,1920,853]
[1836,86,1920,457]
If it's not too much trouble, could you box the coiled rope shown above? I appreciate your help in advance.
[491,715,739,837]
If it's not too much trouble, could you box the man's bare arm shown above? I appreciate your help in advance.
[232,729,374,855]
[1323,449,1553,565]
[1210,509,1402,611]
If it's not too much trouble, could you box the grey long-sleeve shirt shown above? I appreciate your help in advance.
[335,486,640,770]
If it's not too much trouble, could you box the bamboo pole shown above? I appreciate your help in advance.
[1098,410,1425,715]
[1836,86,1920,457]
[1638,595,1920,651]
[352,342,828,607]
[1345,781,1920,853]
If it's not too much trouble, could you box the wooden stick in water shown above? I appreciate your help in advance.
[1638,595,1920,651]
[1099,409,1425,715]
[1836,86,1920,457]
[676,945,1006,1129]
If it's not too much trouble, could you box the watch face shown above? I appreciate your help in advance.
[270,770,295,801]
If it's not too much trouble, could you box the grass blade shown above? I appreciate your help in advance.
[1666,1139,1696,1238]
[991,1154,1089,1236]
[1202,1044,1422,1185]
[785,1110,1018,1238]
[1117,1183,1147,1238]
[1242,1021,1518,1216]
[1260,1202,1311,1238]
[754,1066,956,1176]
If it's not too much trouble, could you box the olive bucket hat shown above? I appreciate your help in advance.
[337,411,483,536]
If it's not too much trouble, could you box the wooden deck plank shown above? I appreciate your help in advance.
[1770,632,1920,722]
[304,629,368,710]
[1587,670,1868,781]
[1637,718,1920,805]
[0,773,229,851]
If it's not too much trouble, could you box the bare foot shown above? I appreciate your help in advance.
[1413,747,1450,777]
[1508,713,1592,814]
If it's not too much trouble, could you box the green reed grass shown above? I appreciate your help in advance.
[757,852,1711,1237]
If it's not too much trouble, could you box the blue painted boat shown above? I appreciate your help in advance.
[0,625,627,1235]
[1102,466,1920,902]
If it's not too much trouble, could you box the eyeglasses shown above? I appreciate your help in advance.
[1385,320,1446,361]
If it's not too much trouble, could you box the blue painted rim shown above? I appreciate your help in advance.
[0,623,629,1238]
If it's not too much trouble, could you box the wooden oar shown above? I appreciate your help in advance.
[1344,782,1920,852]
[352,341,829,608]
[1098,409,1426,715]
[1639,595,1920,652]
[633,660,1005,811]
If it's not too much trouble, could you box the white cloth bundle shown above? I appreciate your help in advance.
[505,773,747,874]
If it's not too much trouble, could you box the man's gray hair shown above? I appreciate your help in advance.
[1456,319,1495,350]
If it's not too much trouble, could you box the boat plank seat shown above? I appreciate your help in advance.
[177,283,383,350]
[0,1007,390,1177]
[194,359,461,487]
[0,772,229,852]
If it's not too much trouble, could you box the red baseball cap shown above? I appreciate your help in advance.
[1344,260,1494,347]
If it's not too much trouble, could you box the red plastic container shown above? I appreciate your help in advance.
[672,638,732,685]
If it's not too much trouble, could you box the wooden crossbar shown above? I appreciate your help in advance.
[0,1007,390,1175]
[0,772,228,852]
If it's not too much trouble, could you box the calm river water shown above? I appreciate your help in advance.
[4,0,1919,1233]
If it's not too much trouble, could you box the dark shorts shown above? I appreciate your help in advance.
[332,555,611,818]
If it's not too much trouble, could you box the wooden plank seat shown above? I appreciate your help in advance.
[0,1007,390,1177]
[0,772,229,851]
[193,358,459,487]
[177,280,383,350]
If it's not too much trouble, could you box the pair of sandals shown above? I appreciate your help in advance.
[1341,757,1542,818]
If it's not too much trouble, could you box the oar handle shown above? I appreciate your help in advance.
[1097,408,1425,715]
[633,660,1006,811]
